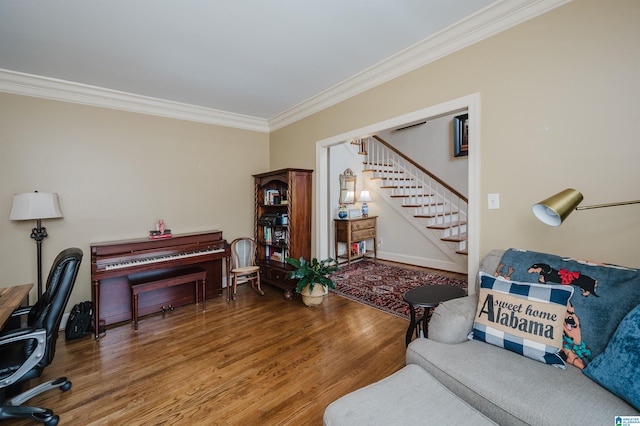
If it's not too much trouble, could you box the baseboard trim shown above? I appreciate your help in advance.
[60,312,69,331]
[377,252,467,275]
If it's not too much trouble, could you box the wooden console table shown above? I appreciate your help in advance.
[334,216,377,265]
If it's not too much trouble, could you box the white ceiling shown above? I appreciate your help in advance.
[0,0,567,131]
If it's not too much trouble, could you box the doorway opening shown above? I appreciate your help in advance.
[315,93,481,286]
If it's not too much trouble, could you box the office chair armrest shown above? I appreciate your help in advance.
[0,328,47,387]
[0,326,37,340]
[3,306,31,331]
[0,306,32,332]
[9,306,31,320]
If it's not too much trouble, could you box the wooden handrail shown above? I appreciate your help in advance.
[372,135,468,203]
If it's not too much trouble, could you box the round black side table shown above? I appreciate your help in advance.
[403,285,466,346]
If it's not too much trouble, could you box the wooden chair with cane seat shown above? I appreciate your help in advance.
[229,237,263,300]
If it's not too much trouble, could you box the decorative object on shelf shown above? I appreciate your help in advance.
[285,257,339,306]
[532,188,640,226]
[348,209,361,219]
[338,205,348,219]
[273,229,287,245]
[150,219,172,239]
[350,241,366,257]
[263,189,282,205]
[359,190,371,217]
[453,113,469,157]
[339,168,357,205]
[10,191,63,296]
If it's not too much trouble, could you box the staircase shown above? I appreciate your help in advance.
[352,135,468,269]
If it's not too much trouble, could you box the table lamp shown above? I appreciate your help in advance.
[10,191,63,296]
[343,191,355,205]
[359,190,371,217]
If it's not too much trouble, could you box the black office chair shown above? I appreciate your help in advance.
[0,247,83,426]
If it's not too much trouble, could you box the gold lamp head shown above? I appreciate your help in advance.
[532,188,583,226]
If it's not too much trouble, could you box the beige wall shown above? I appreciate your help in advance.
[271,0,640,268]
[0,93,269,306]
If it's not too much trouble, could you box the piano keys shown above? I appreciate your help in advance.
[103,247,225,271]
[91,230,230,338]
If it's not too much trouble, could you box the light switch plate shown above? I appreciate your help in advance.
[488,193,500,209]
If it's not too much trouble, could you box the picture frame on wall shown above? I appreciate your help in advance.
[454,113,469,157]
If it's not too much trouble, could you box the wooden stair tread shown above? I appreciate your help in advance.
[390,194,433,198]
[370,177,413,180]
[427,221,467,230]
[402,203,444,208]
[363,161,393,167]
[441,233,467,243]
[414,213,458,219]
[362,169,403,174]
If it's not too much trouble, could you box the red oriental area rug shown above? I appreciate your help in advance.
[329,260,467,320]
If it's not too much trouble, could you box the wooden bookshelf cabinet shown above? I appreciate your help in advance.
[334,216,377,265]
[254,168,313,300]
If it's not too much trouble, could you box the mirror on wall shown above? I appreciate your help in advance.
[339,168,357,205]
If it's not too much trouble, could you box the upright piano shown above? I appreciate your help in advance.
[91,230,230,338]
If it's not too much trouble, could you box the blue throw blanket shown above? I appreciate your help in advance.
[494,248,640,367]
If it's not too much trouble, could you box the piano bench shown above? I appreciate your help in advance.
[129,266,207,330]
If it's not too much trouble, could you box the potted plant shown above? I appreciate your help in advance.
[285,257,339,306]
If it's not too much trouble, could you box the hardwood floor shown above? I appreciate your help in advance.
[6,283,408,425]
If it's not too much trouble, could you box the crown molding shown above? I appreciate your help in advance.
[0,0,568,134]
[268,0,570,131]
[0,69,270,133]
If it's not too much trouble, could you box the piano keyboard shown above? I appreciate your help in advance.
[104,247,225,271]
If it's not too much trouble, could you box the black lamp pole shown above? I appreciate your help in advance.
[30,219,48,296]
[10,191,63,298]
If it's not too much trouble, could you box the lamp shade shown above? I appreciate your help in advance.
[532,188,583,226]
[359,190,371,202]
[343,191,356,204]
[10,192,63,221]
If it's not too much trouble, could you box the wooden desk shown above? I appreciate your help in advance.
[0,283,33,328]
[334,217,377,265]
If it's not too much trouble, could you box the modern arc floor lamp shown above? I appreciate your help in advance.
[10,191,64,297]
[532,188,640,226]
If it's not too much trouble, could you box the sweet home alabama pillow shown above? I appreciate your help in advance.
[470,272,574,368]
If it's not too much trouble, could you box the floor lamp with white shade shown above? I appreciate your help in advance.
[10,191,64,297]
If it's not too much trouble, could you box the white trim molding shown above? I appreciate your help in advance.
[0,68,270,133]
